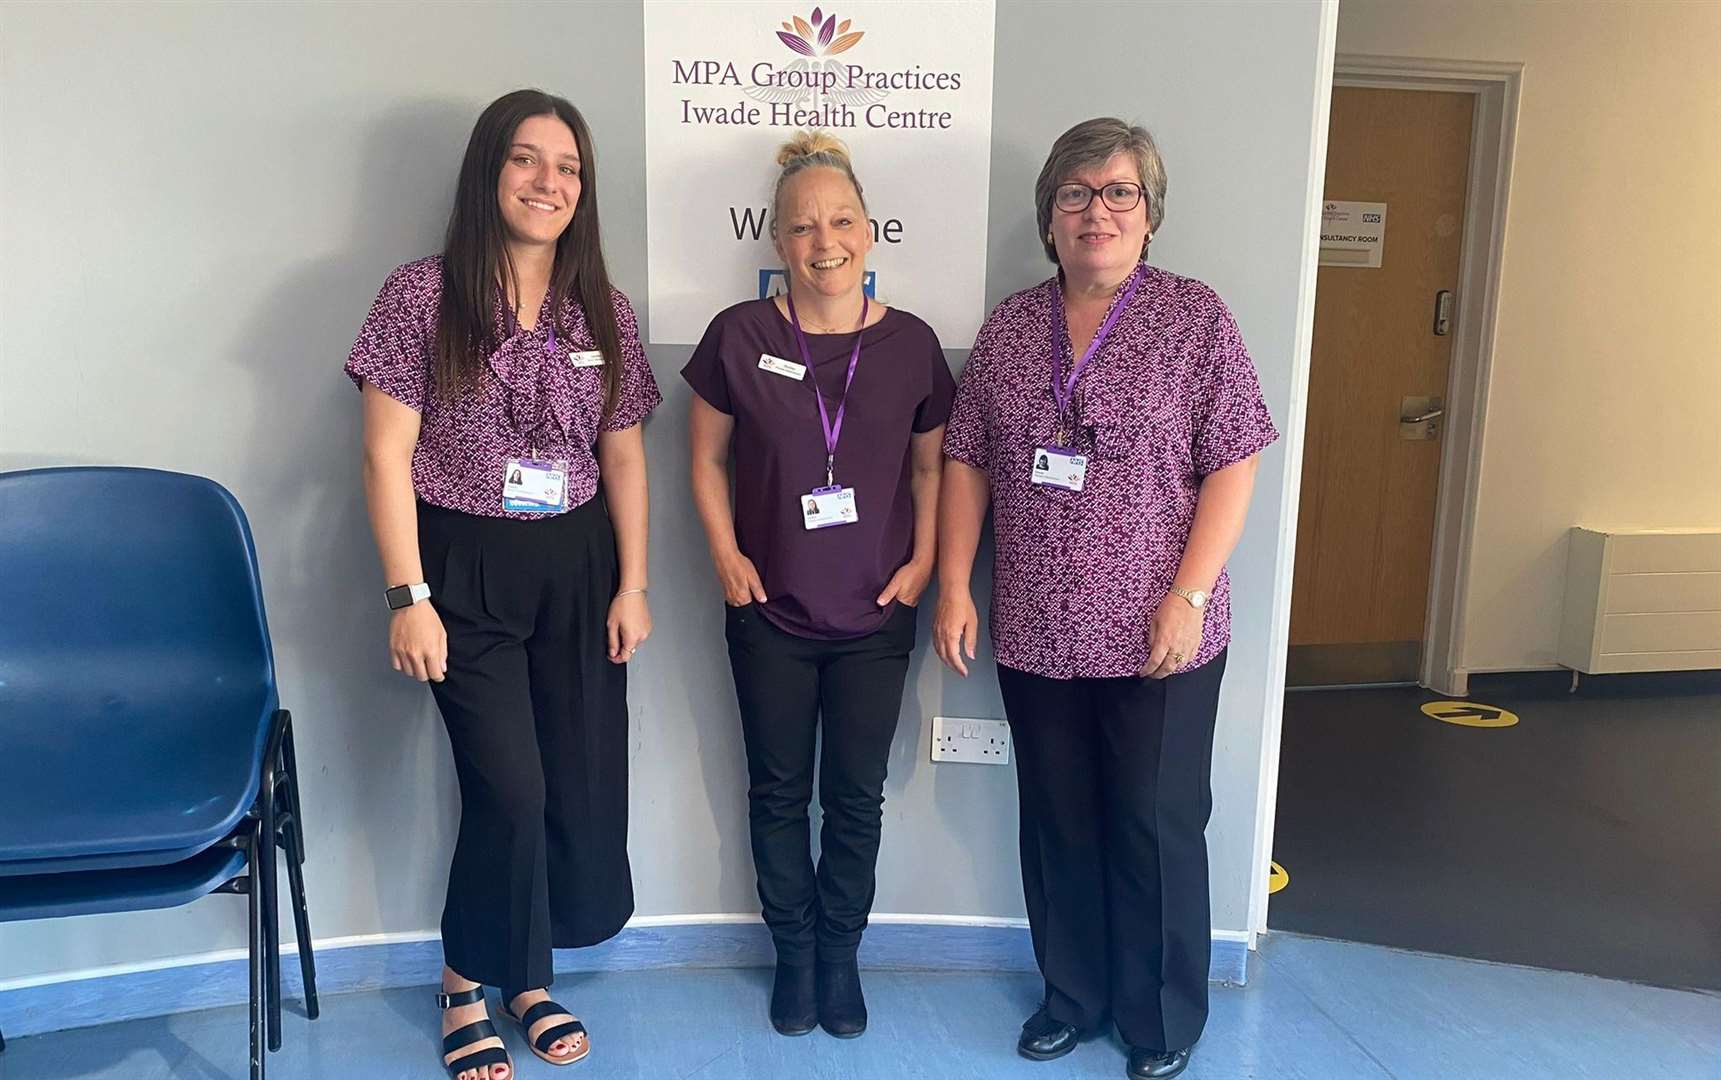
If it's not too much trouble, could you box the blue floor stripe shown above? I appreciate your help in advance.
[0,920,1247,1039]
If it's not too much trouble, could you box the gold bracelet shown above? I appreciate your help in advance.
[616,587,648,599]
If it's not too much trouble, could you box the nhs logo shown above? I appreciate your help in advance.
[758,269,876,300]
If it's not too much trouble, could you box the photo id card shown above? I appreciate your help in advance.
[502,457,568,513]
[1031,447,1087,492]
[801,485,858,529]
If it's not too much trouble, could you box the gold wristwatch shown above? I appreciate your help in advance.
[1168,586,1209,611]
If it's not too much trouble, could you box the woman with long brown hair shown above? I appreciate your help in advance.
[347,89,659,1080]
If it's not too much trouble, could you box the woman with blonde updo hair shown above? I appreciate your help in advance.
[683,131,954,1039]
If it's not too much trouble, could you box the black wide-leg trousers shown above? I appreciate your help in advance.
[419,498,634,991]
[997,650,1227,1053]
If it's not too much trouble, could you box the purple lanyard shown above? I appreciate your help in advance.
[1051,263,1144,439]
[786,291,868,488]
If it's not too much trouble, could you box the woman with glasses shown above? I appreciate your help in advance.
[933,118,1277,1080]
[683,131,953,1039]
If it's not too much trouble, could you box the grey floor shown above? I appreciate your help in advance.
[4,933,1718,1079]
[1270,672,1721,991]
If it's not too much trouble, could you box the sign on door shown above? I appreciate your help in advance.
[1319,200,1387,267]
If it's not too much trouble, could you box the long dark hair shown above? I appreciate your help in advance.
[435,89,624,420]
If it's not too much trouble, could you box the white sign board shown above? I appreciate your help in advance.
[1319,200,1387,268]
[643,1,996,346]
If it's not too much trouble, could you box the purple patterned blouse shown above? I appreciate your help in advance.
[345,256,661,519]
[942,264,1278,680]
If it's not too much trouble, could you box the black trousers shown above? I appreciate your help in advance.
[997,651,1227,1053]
[419,499,634,991]
[724,602,916,966]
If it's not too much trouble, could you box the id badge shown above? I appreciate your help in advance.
[759,352,807,381]
[1031,447,1087,492]
[502,457,569,513]
[801,485,858,529]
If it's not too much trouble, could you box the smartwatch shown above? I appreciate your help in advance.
[385,582,432,610]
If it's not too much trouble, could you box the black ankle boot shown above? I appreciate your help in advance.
[816,953,867,1038]
[770,962,818,1036]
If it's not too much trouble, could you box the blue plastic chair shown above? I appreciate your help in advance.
[0,466,318,1078]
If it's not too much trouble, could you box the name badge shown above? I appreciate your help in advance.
[502,457,569,513]
[569,350,605,368]
[759,353,807,381]
[1031,447,1087,492]
[801,485,858,529]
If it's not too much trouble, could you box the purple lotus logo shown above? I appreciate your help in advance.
[746,6,887,115]
[776,8,865,57]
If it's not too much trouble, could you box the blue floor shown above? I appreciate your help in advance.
[5,934,1718,1079]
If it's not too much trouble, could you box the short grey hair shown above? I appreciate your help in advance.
[1034,118,1167,264]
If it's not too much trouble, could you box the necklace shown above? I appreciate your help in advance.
[782,294,866,334]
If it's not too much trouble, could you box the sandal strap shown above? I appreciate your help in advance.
[436,986,486,1009]
[441,1018,500,1055]
[514,999,571,1029]
[506,997,587,1053]
[531,1018,587,1054]
[444,1045,510,1076]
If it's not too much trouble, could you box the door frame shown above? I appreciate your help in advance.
[1250,53,1522,939]
[1329,55,1521,696]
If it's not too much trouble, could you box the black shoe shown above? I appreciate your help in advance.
[770,962,818,1036]
[816,953,867,1038]
[1127,1046,1191,1079]
[1017,1007,1081,1061]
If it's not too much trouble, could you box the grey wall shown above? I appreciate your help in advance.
[0,0,1330,982]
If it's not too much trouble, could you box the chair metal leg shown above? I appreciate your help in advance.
[281,828,319,1019]
[281,722,307,863]
[281,721,318,1007]
[279,723,319,1020]
[261,826,282,1050]
[260,720,284,1052]
[247,825,266,1080]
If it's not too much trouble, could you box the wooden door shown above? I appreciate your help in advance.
[1289,87,1474,685]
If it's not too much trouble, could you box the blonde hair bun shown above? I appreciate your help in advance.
[770,130,867,224]
[776,130,852,168]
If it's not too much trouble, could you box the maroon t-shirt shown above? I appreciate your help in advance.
[682,299,955,640]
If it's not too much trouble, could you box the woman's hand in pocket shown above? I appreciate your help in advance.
[714,547,768,607]
[876,557,933,609]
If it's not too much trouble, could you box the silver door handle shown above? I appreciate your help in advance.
[1402,407,1444,423]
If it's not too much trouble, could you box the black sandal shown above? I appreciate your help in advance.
[503,990,590,1066]
[438,986,513,1079]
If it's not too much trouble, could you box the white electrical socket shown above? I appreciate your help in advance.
[931,716,1011,765]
